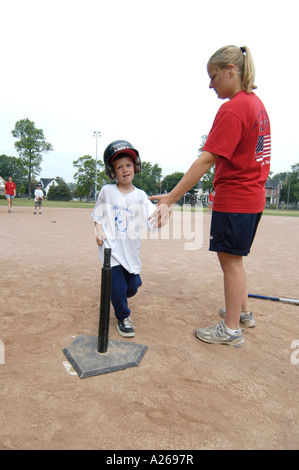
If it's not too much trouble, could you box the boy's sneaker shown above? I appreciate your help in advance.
[219,308,256,328]
[195,319,244,348]
[117,317,135,337]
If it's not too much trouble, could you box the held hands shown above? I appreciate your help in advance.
[148,194,174,227]
[94,193,174,241]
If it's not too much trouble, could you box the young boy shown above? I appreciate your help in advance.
[92,140,159,337]
[34,183,44,214]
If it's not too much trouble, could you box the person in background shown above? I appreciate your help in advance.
[208,190,214,214]
[5,176,16,213]
[34,183,44,214]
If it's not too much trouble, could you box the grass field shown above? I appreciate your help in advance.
[1,197,298,216]
[0,198,95,209]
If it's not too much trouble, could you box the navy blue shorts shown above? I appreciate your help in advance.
[209,211,262,256]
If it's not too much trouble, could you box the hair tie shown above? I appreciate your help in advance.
[240,46,246,54]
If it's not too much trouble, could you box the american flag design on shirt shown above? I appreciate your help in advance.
[255,134,271,165]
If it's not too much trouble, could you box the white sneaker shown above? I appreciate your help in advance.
[219,308,256,327]
[117,317,135,337]
[195,319,244,347]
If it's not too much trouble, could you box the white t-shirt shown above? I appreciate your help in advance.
[92,184,157,274]
[34,189,43,202]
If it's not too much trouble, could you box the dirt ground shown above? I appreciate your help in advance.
[1,205,299,450]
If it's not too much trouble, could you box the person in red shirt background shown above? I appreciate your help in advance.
[149,45,271,348]
[5,176,16,213]
[208,190,214,214]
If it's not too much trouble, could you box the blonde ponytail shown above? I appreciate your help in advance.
[240,46,257,93]
[207,45,257,93]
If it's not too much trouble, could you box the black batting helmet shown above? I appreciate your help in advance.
[103,140,141,180]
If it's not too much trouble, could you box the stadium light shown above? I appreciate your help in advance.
[93,131,101,201]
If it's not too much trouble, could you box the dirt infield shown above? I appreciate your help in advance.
[1,206,299,450]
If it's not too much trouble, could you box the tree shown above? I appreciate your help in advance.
[201,166,215,194]
[161,172,185,194]
[280,164,299,207]
[133,161,162,195]
[46,183,58,201]
[0,154,28,194]
[161,172,199,205]
[198,134,215,193]
[11,118,53,198]
[73,155,109,202]
[47,178,72,201]
[198,134,208,153]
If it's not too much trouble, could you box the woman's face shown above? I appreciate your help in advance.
[208,63,240,100]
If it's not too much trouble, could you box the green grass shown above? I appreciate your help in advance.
[0,198,95,209]
[1,198,298,216]
[263,209,299,217]
[174,205,299,217]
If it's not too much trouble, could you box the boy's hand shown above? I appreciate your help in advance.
[94,223,106,245]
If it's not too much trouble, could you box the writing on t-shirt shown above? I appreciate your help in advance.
[253,110,271,166]
[112,204,134,235]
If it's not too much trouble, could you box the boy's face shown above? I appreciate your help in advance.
[112,156,135,185]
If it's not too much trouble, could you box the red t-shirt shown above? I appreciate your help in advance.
[5,181,16,196]
[203,91,271,213]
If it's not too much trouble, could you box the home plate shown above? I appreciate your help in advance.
[63,334,148,379]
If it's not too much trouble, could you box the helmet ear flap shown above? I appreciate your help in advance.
[105,163,116,181]
[134,155,142,174]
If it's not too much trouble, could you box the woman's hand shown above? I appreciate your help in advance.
[148,194,175,227]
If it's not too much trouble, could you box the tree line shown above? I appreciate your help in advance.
[1,118,298,205]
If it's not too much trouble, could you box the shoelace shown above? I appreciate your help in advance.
[210,321,240,337]
[205,321,233,337]
[209,322,225,337]
[123,318,135,330]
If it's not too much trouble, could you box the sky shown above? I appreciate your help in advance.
[1,0,298,183]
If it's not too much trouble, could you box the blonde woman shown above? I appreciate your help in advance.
[149,45,271,347]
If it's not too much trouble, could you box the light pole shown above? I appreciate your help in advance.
[93,131,101,201]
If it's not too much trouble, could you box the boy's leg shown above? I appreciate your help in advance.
[110,265,130,321]
[111,266,136,337]
[124,271,142,298]
[217,252,247,331]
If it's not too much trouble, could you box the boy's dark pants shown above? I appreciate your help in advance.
[111,265,142,321]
